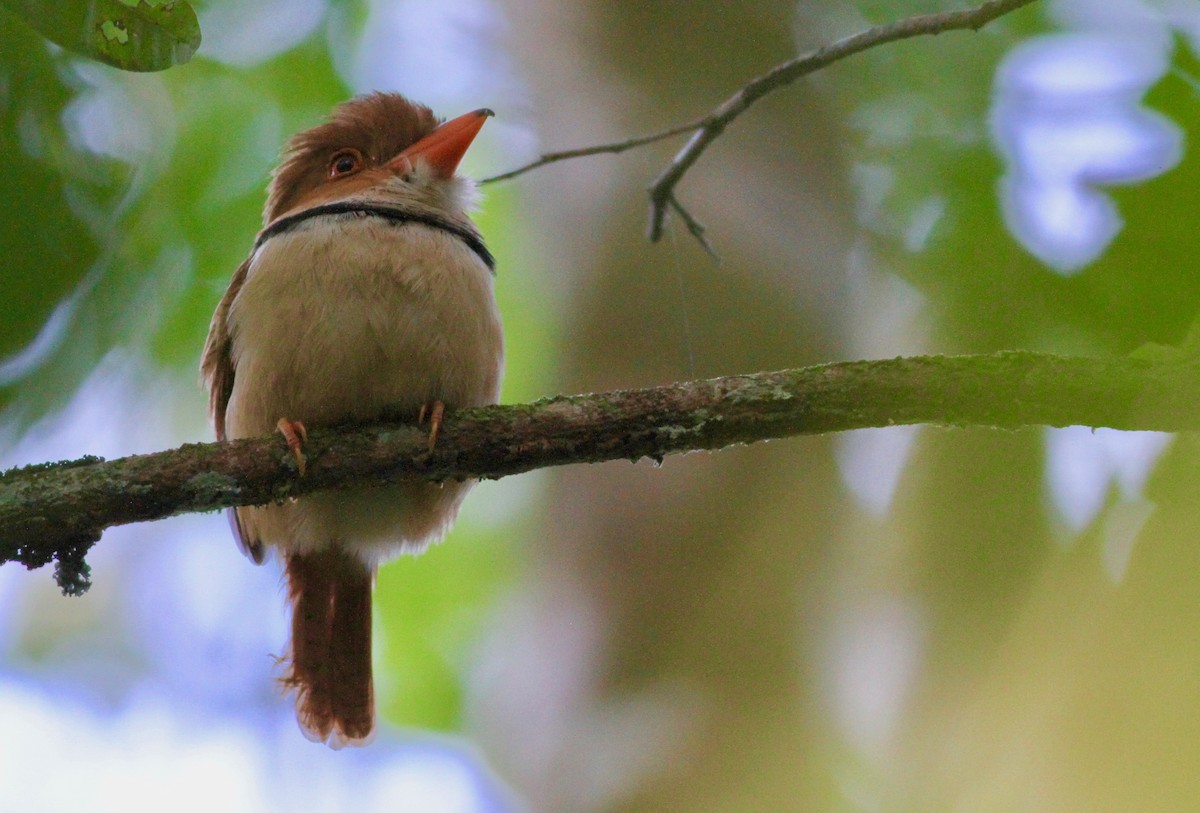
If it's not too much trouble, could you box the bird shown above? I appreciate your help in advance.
[200,93,504,748]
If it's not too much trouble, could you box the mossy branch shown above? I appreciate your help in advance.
[3,350,1196,594]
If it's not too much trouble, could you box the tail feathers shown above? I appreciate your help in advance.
[283,549,375,748]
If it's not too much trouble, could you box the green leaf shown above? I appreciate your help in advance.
[1130,314,1200,365]
[0,0,200,72]
[0,11,129,420]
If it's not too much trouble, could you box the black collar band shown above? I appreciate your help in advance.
[254,201,495,272]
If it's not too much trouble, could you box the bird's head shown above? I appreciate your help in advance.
[264,92,491,226]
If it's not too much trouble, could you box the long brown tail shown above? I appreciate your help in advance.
[282,548,375,747]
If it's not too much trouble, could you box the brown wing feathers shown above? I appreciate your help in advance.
[199,258,249,443]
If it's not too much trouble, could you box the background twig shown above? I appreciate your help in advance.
[646,0,1040,242]
[474,0,1041,245]
[479,118,707,184]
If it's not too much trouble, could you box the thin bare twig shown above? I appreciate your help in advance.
[646,0,1040,242]
[667,195,719,260]
[479,118,709,184]
[480,1,1041,244]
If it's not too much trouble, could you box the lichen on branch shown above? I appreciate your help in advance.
[3,349,1196,595]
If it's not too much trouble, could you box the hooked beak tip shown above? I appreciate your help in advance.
[388,107,492,179]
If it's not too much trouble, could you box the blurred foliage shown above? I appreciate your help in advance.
[0,18,150,431]
[376,518,520,730]
[0,0,200,72]
[0,0,530,738]
[479,1,1200,810]
[848,2,1200,355]
[9,1,1200,809]
[820,2,1200,811]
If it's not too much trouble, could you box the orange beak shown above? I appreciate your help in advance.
[386,108,493,179]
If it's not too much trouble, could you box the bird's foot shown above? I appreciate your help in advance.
[417,400,444,452]
[277,417,309,476]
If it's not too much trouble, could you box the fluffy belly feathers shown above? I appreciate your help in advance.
[223,216,503,559]
[227,217,503,432]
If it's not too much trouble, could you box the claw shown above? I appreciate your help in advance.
[418,400,444,452]
[277,417,308,476]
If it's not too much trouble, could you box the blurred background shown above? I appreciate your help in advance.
[3,0,1200,810]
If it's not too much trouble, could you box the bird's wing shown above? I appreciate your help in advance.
[200,257,265,565]
[200,257,248,443]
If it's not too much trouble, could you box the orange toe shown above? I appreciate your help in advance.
[277,417,308,476]
[418,400,444,452]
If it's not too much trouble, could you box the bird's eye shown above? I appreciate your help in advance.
[328,149,363,178]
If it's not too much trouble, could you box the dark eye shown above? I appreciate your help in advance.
[328,148,363,178]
